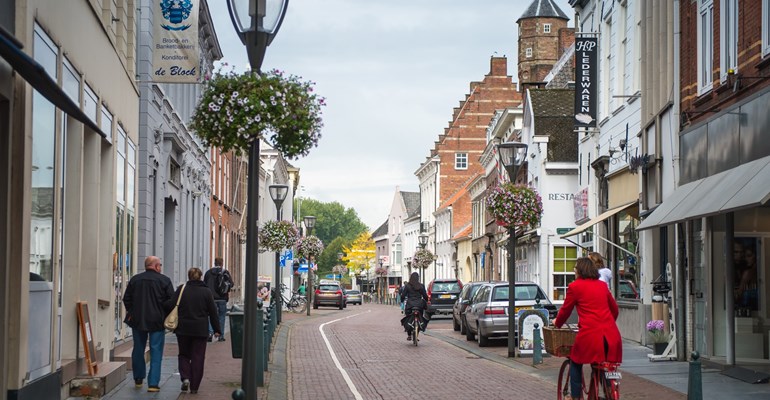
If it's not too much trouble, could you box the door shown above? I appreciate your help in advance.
[691,219,708,356]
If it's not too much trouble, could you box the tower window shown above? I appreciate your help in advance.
[543,23,552,33]
[526,48,533,58]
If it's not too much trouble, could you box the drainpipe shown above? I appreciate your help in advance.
[725,213,735,365]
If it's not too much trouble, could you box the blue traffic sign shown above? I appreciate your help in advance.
[279,249,293,267]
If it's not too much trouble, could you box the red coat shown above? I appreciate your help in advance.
[554,278,622,364]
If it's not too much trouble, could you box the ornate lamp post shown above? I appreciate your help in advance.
[496,141,528,359]
[303,215,316,316]
[418,234,428,283]
[226,0,288,396]
[268,184,288,325]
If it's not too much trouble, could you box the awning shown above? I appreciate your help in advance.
[637,155,770,230]
[0,26,106,138]
[559,201,637,239]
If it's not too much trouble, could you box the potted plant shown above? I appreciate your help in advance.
[296,235,324,261]
[646,319,668,354]
[413,249,435,270]
[258,220,299,253]
[485,183,544,229]
[190,67,326,159]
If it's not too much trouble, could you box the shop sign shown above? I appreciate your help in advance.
[575,36,598,127]
[152,0,200,83]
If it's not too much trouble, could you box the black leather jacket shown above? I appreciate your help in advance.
[402,282,428,311]
[123,270,174,332]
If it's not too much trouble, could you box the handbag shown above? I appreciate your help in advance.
[164,284,186,331]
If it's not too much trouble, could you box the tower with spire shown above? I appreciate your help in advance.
[516,0,574,91]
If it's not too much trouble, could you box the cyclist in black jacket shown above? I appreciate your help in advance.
[399,272,429,341]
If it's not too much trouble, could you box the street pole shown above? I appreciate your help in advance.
[306,258,312,316]
[243,138,262,396]
[507,225,517,358]
[274,207,282,324]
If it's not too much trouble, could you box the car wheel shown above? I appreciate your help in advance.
[313,303,318,309]
[338,302,344,310]
[452,315,460,331]
[459,315,467,335]
[465,323,475,341]
[477,323,489,347]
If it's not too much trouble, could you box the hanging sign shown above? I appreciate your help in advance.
[574,36,598,127]
[152,0,200,83]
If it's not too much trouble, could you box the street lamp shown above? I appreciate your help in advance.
[227,1,288,396]
[268,184,288,325]
[418,234,428,284]
[303,215,316,316]
[497,141,528,359]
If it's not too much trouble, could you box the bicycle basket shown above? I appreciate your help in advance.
[543,326,577,357]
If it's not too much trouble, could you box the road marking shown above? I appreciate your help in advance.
[319,310,370,400]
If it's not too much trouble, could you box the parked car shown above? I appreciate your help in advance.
[427,279,463,316]
[452,281,488,334]
[346,290,362,305]
[341,286,348,308]
[314,280,344,310]
[619,279,639,300]
[464,281,554,347]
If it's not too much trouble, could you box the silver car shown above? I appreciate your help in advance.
[464,282,553,347]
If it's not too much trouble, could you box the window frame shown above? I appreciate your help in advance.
[543,23,551,33]
[525,47,533,58]
[720,0,738,82]
[764,0,770,57]
[454,152,468,170]
[551,245,578,301]
[697,0,715,95]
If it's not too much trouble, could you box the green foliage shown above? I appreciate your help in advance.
[294,198,368,246]
[190,67,325,159]
[316,236,349,275]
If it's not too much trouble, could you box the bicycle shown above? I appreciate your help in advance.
[544,326,621,400]
[407,309,424,346]
[278,284,307,313]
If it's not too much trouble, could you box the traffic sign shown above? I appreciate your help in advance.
[280,249,293,267]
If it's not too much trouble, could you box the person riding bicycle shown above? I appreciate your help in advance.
[399,272,429,341]
[553,257,622,400]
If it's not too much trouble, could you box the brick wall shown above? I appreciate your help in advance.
[518,17,573,84]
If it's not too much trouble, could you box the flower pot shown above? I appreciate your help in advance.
[653,342,667,355]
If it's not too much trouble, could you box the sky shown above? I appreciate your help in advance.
[208,0,573,230]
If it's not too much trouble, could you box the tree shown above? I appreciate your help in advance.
[341,233,376,276]
[315,236,349,280]
[293,198,368,246]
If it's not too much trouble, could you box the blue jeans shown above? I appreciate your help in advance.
[209,300,227,335]
[570,360,583,398]
[131,328,165,387]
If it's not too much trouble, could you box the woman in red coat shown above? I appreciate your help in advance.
[554,257,622,400]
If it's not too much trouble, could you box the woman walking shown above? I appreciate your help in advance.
[167,267,222,394]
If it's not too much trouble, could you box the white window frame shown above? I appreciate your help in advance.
[543,23,551,33]
[551,244,578,301]
[454,153,468,170]
[525,47,533,58]
[764,0,770,57]
[697,0,714,95]
[720,0,738,82]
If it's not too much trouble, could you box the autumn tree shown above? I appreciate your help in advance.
[341,232,376,276]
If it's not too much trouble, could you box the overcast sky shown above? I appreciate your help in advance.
[209,0,573,230]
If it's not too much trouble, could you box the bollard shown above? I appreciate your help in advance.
[688,351,703,400]
[533,323,543,365]
[255,308,264,387]
[232,388,245,399]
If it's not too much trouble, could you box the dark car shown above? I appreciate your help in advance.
[313,281,344,310]
[427,279,463,316]
[452,281,487,334]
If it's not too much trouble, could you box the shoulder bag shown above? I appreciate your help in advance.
[164,284,186,331]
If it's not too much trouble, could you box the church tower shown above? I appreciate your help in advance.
[517,0,574,91]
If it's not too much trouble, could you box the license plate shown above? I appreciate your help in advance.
[440,294,451,299]
[605,371,622,380]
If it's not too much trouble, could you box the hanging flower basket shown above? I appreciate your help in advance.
[413,249,435,270]
[486,183,543,229]
[296,235,324,260]
[190,67,326,159]
[258,220,299,253]
[374,266,388,276]
[332,265,348,275]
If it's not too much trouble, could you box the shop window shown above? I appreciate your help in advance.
[552,245,577,300]
[116,127,126,205]
[616,210,640,300]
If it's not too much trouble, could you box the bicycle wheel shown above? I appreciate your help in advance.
[587,366,601,400]
[602,373,620,400]
[557,359,571,400]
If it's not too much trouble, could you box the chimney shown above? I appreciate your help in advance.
[490,56,507,76]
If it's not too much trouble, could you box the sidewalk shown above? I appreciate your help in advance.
[99,304,770,399]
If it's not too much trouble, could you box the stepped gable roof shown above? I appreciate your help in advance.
[400,191,421,218]
[371,220,388,237]
[438,174,478,211]
[529,88,576,163]
[517,0,570,22]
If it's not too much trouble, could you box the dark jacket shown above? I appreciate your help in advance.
[123,269,175,332]
[203,267,232,301]
[165,280,221,338]
[402,282,428,311]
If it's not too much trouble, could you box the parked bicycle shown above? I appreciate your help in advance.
[544,325,621,400]
[278,284,307,313]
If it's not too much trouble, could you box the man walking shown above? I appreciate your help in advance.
[122,256,174,392]
[204,257,232,342]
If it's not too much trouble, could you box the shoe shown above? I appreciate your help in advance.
[218,337,226,342]
[190,389,198,394]
[134,378,143,388]
[181,379,190,392]
[147,386,160,392]
[207,334,213,342]
[407,335,412,341]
